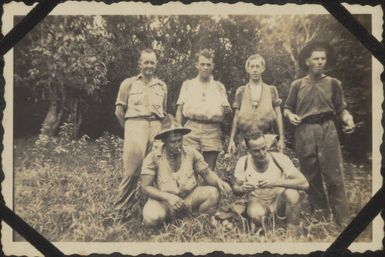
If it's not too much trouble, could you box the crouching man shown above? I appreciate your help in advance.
[232,132,309,231]
[141,115,232,227]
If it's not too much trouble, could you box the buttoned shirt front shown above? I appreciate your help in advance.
[141,145,210,198]
[116,74,167,119]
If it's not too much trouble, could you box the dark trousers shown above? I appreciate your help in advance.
[295,120,349,225]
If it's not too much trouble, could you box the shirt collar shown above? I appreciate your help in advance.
[136,73,161,87]
[194,75,213,84]
[305,74,327,82]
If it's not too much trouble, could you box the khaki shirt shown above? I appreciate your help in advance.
[141,146,209,198]
[116,74,167,119]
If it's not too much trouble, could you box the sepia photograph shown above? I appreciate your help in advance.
[1,2,383,256]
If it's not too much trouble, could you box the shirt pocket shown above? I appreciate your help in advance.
[128,90,144,106]
[151,87,166,109]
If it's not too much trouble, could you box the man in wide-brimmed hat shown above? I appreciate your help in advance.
[284,41,355,226]
[140,115,232,227]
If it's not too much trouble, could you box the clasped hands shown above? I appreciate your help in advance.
[240,179,277,193]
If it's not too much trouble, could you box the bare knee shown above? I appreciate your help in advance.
[247,203,266,223]
[284,189,300,205]
[207,186,220,203]
[142,202,167,227]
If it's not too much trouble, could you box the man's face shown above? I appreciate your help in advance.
[306,50,327,75]
[247,137,268,162]
[246,58,265,81]
[164,132,183,155]
[195,55,214,79]
[139,52,157,77]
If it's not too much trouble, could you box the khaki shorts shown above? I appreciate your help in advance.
[183,120,223,152]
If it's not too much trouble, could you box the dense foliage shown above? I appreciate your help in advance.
[14,14,372,159]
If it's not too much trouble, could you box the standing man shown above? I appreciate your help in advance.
[141,115,231,227]
[114,49,168,217]
[228,54,284,154]
[176,49,231,171]
[232,132,308,232]
[284,41,355,226]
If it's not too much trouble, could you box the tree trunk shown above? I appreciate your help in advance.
[72,98,83,140]
[40,84,65,136]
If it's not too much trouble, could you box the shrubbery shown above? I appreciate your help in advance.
[13,123,372,242]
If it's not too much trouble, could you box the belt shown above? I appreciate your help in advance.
[189,118,220,124]
[301,112,334,124]
[126,116,161,121]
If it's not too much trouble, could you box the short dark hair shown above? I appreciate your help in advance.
[244,131,265,148]
[194,49,215,63]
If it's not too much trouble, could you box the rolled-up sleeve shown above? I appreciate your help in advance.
[284,80,300,112]
[270,86,282,107]
[176,82,187,105]
[332,79,348,115]
[141,152,157,176]
[217,82,231,107]
[115,79,131,107]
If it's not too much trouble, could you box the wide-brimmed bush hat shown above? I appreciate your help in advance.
[298,41,335,71]
[154,114,191,140]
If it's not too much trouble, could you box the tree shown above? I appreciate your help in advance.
[14,15,115,138]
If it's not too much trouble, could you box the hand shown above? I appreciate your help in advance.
[257,178,277,188]
[217,180,232,196]
[277,138,285,152]
[240,182,256,193]
[166,194,186,213]
[228,140,237,155]
[288,113,302,126]
[343,119,355,134]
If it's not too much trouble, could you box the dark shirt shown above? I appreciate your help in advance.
[284,75,347,119]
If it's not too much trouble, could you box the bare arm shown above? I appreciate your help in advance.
[275,172,309,190]
[115,105,126,128]
[233,178,256,196]
[232,179,244,195]
[340,109,355,134]
[176,104,184,125]
[202,169,232,195]
[274,106,285,151]
[284,108,302,126]
[228,109,239,154]
[141,174,186,211]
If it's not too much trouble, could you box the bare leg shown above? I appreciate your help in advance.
[276,189,301,226]
[246,200,267,225]
[142,199,169,227]
[184,186,220,215]
[202,151,219,171]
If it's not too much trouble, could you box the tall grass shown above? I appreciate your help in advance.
[13,124,372,242]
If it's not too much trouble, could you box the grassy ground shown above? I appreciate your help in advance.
[13,128,372,242]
